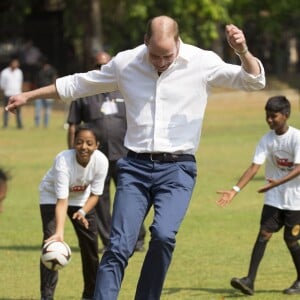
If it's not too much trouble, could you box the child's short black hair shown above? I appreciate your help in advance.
[265,95,291,116]
[74,123,99,142]
[0,168,10,181]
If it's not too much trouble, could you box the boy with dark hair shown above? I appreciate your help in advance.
[217,95,300,295]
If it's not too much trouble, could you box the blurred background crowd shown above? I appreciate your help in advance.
[0,0,299,88]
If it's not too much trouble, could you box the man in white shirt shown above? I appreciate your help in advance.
[0,57,23,129]
[6,15,265,300]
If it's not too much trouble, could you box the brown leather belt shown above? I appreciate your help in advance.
[127,150,195,162]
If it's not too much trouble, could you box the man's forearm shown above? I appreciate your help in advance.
[24,84,60,103]
[237,50,262,76]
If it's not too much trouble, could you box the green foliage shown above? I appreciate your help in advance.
[1,0,300,75]
[229,0,300,39]
[0,0,34,29]
[101,0,232,51]
[63,0,90,39]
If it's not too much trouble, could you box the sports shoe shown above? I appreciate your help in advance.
[231,277,254,295]
[283,280,300,294]
[135,244,145,252]
[135,241,145,252]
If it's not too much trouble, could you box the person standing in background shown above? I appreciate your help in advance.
[67,51,146,252]
[0,57,23,129]
[20,40,42,83]
[34,57,57,128]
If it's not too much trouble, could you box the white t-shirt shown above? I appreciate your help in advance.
[253,126,300,210]
[39,149,109,206]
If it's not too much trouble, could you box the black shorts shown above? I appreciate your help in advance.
[260,204,300,240]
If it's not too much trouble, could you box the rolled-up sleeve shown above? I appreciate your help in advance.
[206,51,265,91]
[56,68,118,102]
[240,59,266,90]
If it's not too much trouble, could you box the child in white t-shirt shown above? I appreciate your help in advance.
[40,124,108,300]
[216,95,300,296]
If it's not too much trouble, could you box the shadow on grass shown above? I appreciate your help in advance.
[163,287,283,298]
[233,176,265,183]
[0,298,38,300]
[0,298,76,300]
[251,176,265,181]
[0,244,80,252]
[0,244,41,251]
[0,298,40,300]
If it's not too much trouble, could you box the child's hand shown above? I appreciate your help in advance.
[258,178,278,193]
[45,233,63,244]
[216,190,236,207]
[73,210,89,229]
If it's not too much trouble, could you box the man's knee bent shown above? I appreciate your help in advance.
[150,227,176,249]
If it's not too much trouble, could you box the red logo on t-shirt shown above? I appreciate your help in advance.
[70,185,87,192]
[273,153,294,171]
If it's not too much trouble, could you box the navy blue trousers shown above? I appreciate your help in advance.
[94,156,197,300]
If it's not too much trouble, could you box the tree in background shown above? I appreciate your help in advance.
[1,0,300,78]
[99,0,231,54]
[228,0,300,74]
[63,0,104,71]
[66,0,300,76]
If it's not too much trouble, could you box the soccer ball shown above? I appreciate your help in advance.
[41,240,72,271]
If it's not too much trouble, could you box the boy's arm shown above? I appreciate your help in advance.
[258,164,300,193]
[216,163,261,207]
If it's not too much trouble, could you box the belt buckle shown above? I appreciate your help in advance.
[150,153,159,162]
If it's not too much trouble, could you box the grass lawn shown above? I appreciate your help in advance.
[0,86,299,299]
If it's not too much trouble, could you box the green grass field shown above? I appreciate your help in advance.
[0,88,300,299]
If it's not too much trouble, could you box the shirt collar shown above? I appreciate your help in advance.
[176,39,190,63]
[140,39,190,67]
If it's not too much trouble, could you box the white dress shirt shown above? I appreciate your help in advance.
[56,41,265,154]
[0,67,23,97]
